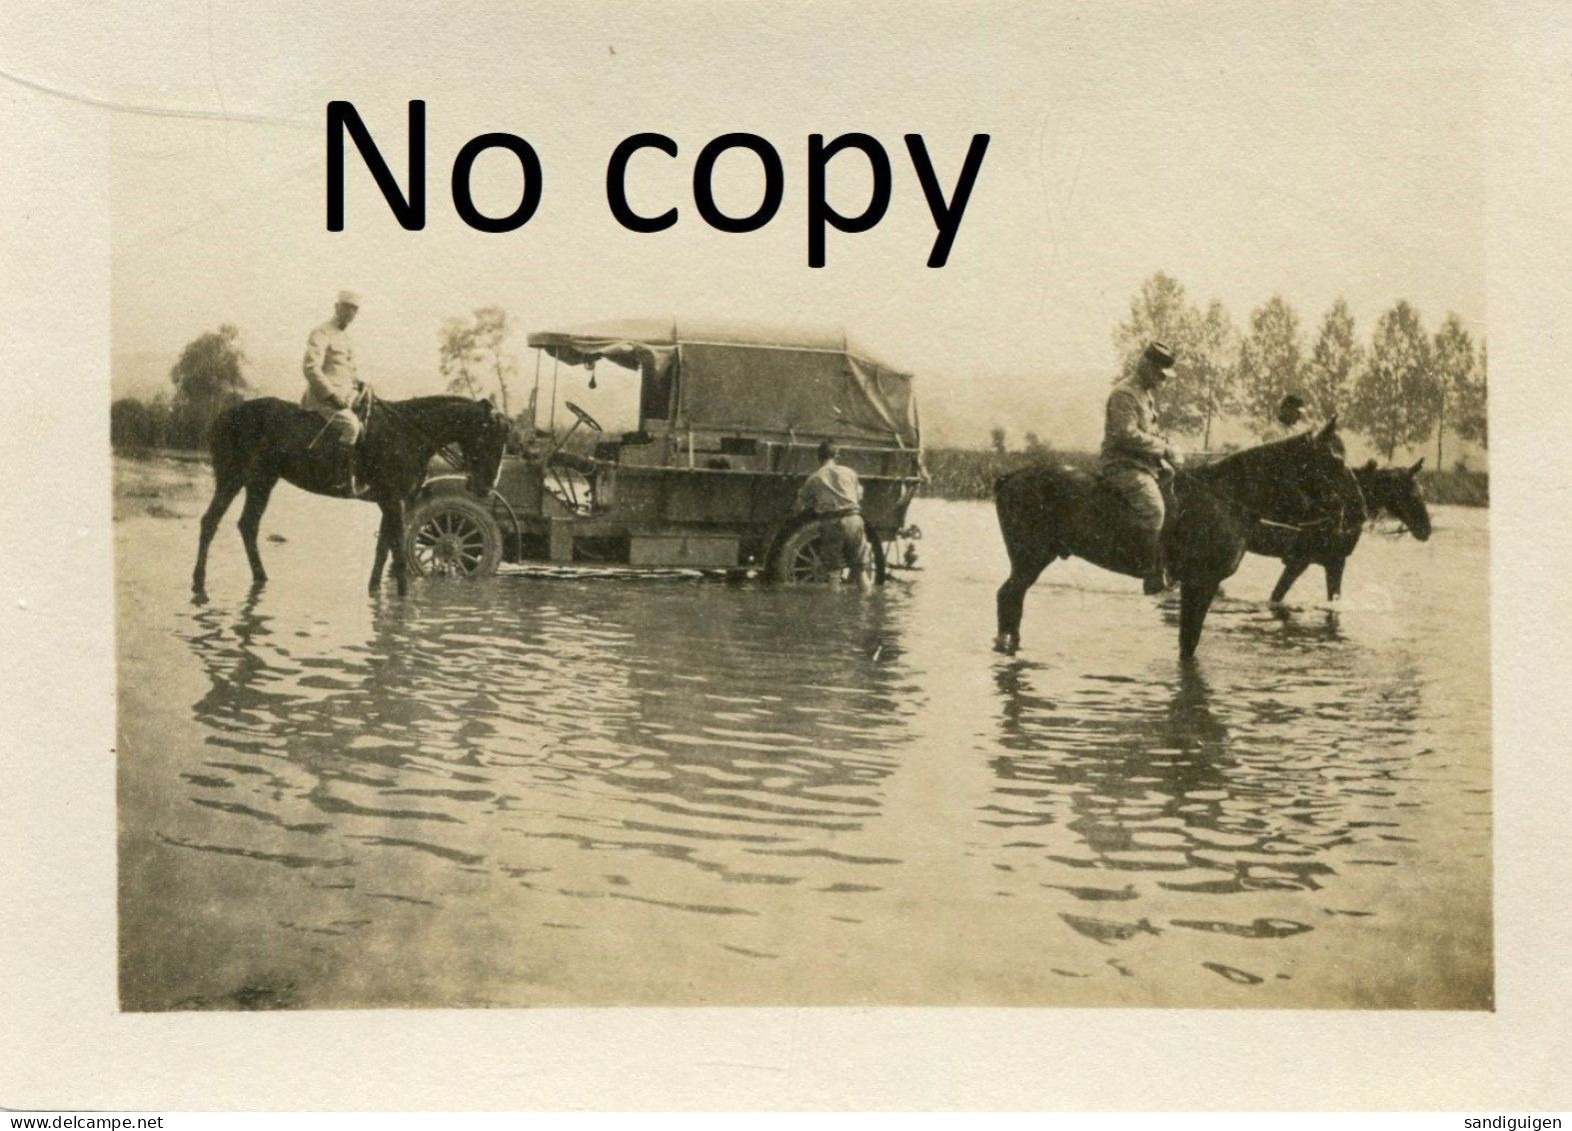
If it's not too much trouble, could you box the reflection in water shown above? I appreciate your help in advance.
[119,489,1490,1008]
[174,581,919,928]
[984,630,1434,990]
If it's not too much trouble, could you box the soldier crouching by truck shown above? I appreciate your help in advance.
[796,439,869,586]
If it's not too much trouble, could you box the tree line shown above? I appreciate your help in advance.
[113,286,1488,470]
[110,309,534,452]
[1112,272,1487,463]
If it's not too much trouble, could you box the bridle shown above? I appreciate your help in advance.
[365,392,501,484]
[1176,456,1363,538]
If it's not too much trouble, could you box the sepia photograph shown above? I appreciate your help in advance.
[99,1,1491,1015]
[12,0,1570,1113]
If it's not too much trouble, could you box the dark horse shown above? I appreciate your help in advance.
[191,394,510,598]
[994,419,1351,659]
[1254,456,1432,603]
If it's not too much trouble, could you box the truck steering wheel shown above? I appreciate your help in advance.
[564,401,604,432]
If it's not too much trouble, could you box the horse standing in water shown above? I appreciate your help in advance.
[1254,457,1432,603]
[191,394,510,598]
[993,419,1351,659]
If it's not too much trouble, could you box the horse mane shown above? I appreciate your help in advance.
[379,394,487,412]
[1181,431,1354,523]
[1193,431,1322,480]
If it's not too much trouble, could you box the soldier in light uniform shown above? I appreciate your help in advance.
[303,290,364,493]
[1100,341,1181,594]
[796,439,867,586]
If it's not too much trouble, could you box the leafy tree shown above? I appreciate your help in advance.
[1347,301,1438,460]
[989,426,1007,454]
[1303,298,1362,421]
[1430,313,1477,467]
[1454,338,1488,450]
[1023,431,1048,455]
[169,325,248,448]
[439,305,520,417]
[1236,296,1305,437]
[1177,299,1240,449]
[1113,272,1189,385]
[1113,273,1239,441]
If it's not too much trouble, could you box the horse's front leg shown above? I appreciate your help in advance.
[368,510,393,593]
[1324,556,1347,602]
[1269,557,1311,604]
[1178,578,1220,660]
[384,498,410,597]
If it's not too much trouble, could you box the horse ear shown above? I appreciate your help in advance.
[1362,458,1377,472]
[1409,457,1425,475]
[1317,415,1339,441]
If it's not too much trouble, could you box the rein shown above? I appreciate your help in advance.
[1178,458,1361,538]
[365,392,475,476]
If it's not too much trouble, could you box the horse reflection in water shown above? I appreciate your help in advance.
[174,581,920,960]
[985,654,1424,917]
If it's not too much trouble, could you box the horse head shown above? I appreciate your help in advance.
[457,396,510,497]
[1383,457,1433,541]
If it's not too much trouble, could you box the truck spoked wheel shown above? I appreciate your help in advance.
[404,495,503,578]
[767,517,886,585]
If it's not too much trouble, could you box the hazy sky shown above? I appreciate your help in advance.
[74,0,1485,444]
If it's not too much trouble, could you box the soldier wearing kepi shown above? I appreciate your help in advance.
[1100,341,1181,595]
[302,290,365,494]
[796,439,867,586]
[1273,392,1308,436]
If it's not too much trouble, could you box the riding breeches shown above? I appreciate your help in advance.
[316,405,362,445]
[1102,466,1164,532]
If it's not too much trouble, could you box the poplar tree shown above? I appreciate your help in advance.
[1236,296,1305,438]
[1304,299,1362,421]
[1347,301,1438,460]
[1430,313,1477,468]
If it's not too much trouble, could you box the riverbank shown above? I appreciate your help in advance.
[919,446,1489,506]
[113,450,211,522]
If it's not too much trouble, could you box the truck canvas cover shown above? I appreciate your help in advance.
[526,318,920,448]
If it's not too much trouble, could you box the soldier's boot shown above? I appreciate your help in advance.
[331,439,361,497]
[1141,532,1170,595]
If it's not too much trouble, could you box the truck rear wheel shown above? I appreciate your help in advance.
[767,516,886,585]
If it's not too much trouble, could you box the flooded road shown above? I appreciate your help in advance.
[116,459,1491,1009]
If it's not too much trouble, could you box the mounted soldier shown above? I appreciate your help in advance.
[303,290,366,494]
[1100,341,1181,594]
[1272,392,1308,438]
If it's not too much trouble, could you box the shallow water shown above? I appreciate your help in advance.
[117,461,1491,1008]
